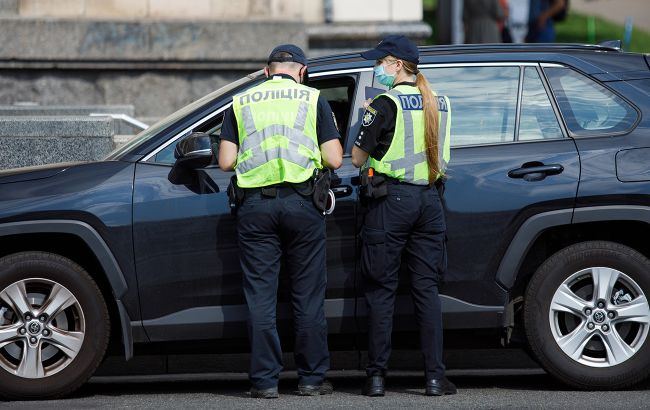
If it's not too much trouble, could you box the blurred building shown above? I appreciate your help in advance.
[0,0,430,120]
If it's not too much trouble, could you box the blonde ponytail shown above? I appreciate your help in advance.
[403,61,440,184]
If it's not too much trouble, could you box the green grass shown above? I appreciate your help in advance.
[420,2,650,53]
[556,13,650,53]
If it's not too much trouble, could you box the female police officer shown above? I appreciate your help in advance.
[351,35,456,397]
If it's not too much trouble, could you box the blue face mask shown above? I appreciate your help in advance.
[374,63,396,88]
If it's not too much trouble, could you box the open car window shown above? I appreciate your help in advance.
[308,75,358,149]
[149,72,358,165]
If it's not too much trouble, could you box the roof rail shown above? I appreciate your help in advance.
[308,43,624,65]
[598,40,622,50]
[417,43,623,53]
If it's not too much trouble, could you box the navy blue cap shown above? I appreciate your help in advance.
[267,44,308,66]
[360,35,419,64]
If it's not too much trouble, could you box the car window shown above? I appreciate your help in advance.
[544,67,638,136]
[309,75,357,144]
[421,66,519,146]
[519,67,564,141]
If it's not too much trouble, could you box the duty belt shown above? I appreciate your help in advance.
[243,181,312,198]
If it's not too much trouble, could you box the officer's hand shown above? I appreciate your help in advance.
[363,98,372,109]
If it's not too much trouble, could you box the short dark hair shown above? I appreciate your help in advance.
[268,51,302,71]
[269,51,293,61]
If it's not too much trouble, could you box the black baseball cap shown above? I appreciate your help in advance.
[360,35,419,65]
[267,44,308,66]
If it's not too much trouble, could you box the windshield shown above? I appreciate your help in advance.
[106,70,262,160]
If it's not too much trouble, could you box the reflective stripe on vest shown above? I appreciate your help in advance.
[232,78,321,188]
[236,101,317,173]
[437,95,450,173]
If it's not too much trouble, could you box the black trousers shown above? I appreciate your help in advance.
[362,183,447,380]
[237,188,330,389]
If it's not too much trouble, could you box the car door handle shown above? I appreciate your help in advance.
[331,185,353,197]
[508,164,564,179]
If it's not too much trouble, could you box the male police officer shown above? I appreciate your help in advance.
[219,44,342,398]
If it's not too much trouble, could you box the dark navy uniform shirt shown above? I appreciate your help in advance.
[354,81,416,161]
[220,73,341,146]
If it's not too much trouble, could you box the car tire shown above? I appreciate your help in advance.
[524,241,650,389]
[0,252,110,399]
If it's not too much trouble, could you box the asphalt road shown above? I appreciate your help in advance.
[3,369,650,409]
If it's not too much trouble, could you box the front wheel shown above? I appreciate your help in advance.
[0,252,110,399]
[524,241,650,389]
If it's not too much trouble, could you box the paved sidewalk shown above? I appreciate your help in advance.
[572,0,650,32]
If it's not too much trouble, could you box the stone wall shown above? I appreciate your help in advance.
[0,104,139,134]
[0,19,307,62]
[0,17,305,119]
[0,116,117,169]
[5,0,425,23]
[9,0,323,22]
[0,70,247,120]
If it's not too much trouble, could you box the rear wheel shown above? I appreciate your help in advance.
[524,241,650,389]
[0,252,110,399]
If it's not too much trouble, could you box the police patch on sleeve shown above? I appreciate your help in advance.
[362,106,377,127]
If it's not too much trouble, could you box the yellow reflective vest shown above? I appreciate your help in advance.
[367,84,451,185]
[233,77,322,188]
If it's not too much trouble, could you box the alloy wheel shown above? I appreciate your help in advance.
[0,278,85,378]
[549,267,649,367]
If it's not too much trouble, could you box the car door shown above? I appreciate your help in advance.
[354,63,581,334]
[439,64,579,309]
[132,71,364,343]
[301,70,371,337]
[132,102,246,342]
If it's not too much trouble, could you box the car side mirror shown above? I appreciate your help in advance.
[174,132,214,169]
